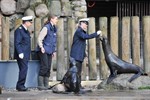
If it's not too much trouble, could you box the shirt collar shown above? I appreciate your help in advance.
[50,22,54,26]
[22,24,27,30]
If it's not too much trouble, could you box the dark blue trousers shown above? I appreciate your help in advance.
[16,59,28,88]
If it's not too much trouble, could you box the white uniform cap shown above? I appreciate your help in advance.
[22,16,33,21]
[79,18,89,22]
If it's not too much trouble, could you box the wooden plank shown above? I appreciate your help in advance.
[131,16,140,66]
[110,17,119,56]
[56,18,66,80]
[143,16,150,73]
[99,17,109,79]
[88,17,97,80]
[1,17,9,60]
[122,17,130,62]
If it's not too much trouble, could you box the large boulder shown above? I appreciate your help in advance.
[30,0,42,6]
[49,0,61,16]
[61,1,72,16]
[98,74,150,90]
[52,84,66,93]
[16,0,30,13]
[0,0,16,15]
[35,4,49,18]
[24,8,35,17]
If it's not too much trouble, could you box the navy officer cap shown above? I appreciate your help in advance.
[22,16,33,22]
[79,18,89,25]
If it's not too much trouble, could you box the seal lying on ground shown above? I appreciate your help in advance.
[99,35,147,84]
[51,58,92,94]
[61,57,80,93]
[51,58,80,93]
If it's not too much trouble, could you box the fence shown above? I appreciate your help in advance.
[1,16,150,81]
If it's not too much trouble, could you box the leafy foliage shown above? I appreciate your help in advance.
[138,86,150,90]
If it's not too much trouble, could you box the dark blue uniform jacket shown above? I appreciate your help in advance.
[70,26,99,62]
[14,25,31,60]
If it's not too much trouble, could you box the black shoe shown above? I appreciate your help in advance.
[16,87,28,91]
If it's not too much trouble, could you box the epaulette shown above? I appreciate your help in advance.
[19,27,22,29]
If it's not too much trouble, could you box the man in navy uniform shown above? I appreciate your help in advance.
[14,16,33,91]
[70,18,102,93]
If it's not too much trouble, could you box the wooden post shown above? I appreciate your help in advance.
[99,17,108,79]
[122,17,130,62]
[56,18,66,80]
[82,58,88,81]
[131,16,140,66]
[110,17,119,56]
[143,16,150,72]
[13,19,22,60]
[88,17,97,80]
[1,17,10,60]
[67,18,75,65]
[34,18,41,49]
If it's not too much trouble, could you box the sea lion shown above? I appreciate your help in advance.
[51,57,80,93]
[51,57,91,94]
[99,35,147,84]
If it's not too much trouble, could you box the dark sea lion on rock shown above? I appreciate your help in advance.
[99,35,147,84]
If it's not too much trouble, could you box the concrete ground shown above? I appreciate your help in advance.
[1,89,150,100]
[0,81,150,100]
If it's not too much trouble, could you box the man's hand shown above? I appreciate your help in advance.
[41,47,45,53]
[97,30,102,36]
[19,53,24,59]
[52,52,56,58]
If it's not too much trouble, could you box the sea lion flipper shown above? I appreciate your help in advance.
[128,72,142,82]
[107,74,117,84]
[106,70,118,84]
[107,76,115,84]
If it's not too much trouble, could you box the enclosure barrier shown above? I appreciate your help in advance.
[0,16,150,88]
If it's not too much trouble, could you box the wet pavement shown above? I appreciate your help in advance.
[1,88,150,100]
[0,81,150,100]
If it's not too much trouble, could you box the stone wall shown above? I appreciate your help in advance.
[0,0,87,60]
[0,0,87,30]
